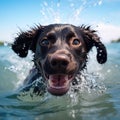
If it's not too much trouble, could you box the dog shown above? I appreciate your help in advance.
[12,24,107,96]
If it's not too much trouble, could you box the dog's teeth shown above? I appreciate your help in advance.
[65,75,68,80]
[48,79,52,86]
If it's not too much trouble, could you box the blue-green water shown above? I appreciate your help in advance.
[0,43,120,120]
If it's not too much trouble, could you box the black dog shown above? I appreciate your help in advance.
[12,24,107,96]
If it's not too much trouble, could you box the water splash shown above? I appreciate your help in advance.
[39,0,103,25]
[7,51,34,88]
[70,70,106,93]
[14,67,106,102]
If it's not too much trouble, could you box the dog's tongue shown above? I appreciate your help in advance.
[49,75,68,86]
[48,74,70,96]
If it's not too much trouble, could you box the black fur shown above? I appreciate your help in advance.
[12,24,107,96]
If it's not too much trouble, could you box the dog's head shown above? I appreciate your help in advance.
[12,24,107,96]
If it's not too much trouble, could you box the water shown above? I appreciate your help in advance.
[0,42,120,120]
[39,0,103,25]
[1,0,120,119]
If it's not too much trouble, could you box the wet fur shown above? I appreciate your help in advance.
[12,24,107,95]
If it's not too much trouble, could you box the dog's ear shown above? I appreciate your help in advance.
[80,25,107,64]
[12,25,43,57]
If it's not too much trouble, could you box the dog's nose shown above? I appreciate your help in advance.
[50,54,70,70]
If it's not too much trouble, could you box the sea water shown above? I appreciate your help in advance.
[0,43,120,120]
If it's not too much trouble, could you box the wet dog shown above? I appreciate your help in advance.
[12,24,107,96]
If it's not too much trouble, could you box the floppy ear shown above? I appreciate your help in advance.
[80,25,107,64]
[12,25,43,57]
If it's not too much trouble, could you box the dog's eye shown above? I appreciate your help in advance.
[72,39,81,45]
[40,39,50,46]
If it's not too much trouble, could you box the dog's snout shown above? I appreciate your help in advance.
[50,54,70,70]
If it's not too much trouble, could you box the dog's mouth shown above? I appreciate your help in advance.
[44,73,74,96]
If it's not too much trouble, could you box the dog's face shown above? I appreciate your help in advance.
[35,24,87,95]
[12,24,107,96]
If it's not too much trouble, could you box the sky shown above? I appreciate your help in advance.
[0,0,120,43]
